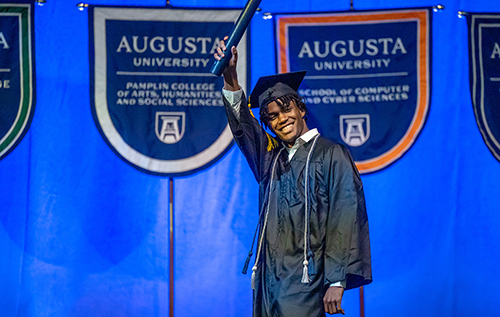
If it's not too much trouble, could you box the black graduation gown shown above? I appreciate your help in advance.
[224,94,372,317]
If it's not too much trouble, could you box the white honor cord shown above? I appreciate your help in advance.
[302,134,320,284]
[251,148,284,290]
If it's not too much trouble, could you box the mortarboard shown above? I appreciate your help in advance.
[249,71,307,109]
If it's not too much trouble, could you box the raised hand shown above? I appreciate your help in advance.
[214,36,239,91]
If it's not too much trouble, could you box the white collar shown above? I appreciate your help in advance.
[297,128,319,143]
[284,128,319,160]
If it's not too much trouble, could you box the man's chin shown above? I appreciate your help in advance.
[280,136,298,146]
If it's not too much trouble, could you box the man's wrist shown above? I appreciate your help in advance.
[223,69,239,91]
[329,280,346,289]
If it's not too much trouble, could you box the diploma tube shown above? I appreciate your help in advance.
[210,0,262,76]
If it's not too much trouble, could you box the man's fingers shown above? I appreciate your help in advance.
[214,41,229,61]
[213,51,224,61]
[324,301,338,315]
[214,37,233,61]
[217,38,226,52]
[324,300,330,314]
[324,286,345,315]
[336,303,345,315]
[324,299,346,315]
[325,305,332,314]
[221,36,229,50]
[219,42,226,52]
[231,46,238,64]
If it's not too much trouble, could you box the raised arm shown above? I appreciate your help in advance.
[215,36,240,92]
[215,37,280,183]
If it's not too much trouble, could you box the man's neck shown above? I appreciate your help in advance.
[284,127,310,148]
[283,129,319,160]
[284,128,318,148]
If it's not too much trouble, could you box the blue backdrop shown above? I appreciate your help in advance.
[1,0,499,316]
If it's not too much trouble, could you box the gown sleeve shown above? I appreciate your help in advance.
[223,92,279,183]
[323,144,372,290]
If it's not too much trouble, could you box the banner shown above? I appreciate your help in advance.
[89,6,249,176]
[467,13,500,162]
[275,8,432,173]
[0,2,35,161]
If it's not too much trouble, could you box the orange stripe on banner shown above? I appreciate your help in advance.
[277,10,430,173]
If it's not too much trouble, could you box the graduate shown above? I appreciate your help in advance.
[215,38,372,316]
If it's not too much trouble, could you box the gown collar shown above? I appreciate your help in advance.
[284,128,319,160]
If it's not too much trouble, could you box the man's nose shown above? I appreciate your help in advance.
[278,112,287,122]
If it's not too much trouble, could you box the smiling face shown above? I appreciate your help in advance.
[266,99,309,147]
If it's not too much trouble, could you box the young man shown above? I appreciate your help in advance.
[215,40,372,316]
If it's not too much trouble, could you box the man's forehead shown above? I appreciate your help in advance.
[266,98,297,112]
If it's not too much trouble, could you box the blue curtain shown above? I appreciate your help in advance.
[1,0,499,316]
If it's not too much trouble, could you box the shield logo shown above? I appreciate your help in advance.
[468,14,500,162]
[156,112,185,144]
[0,4,36,161]
[340,114,370,147]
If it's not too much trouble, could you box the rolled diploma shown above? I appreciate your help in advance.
[210,0,262,76]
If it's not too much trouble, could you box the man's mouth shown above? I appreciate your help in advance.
[280,122,293,133]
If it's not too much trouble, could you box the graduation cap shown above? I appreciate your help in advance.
[249,71,307,109]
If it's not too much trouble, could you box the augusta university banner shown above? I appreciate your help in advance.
[275,8,431,173]
[467,13,500,163]
[89,6,248,176]
[0,2,35,161]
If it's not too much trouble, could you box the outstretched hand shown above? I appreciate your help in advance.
[214,36,239,91]
[323,286,345,315]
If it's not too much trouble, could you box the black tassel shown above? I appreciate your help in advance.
[242,251,253,274]
[307,251,316,276]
